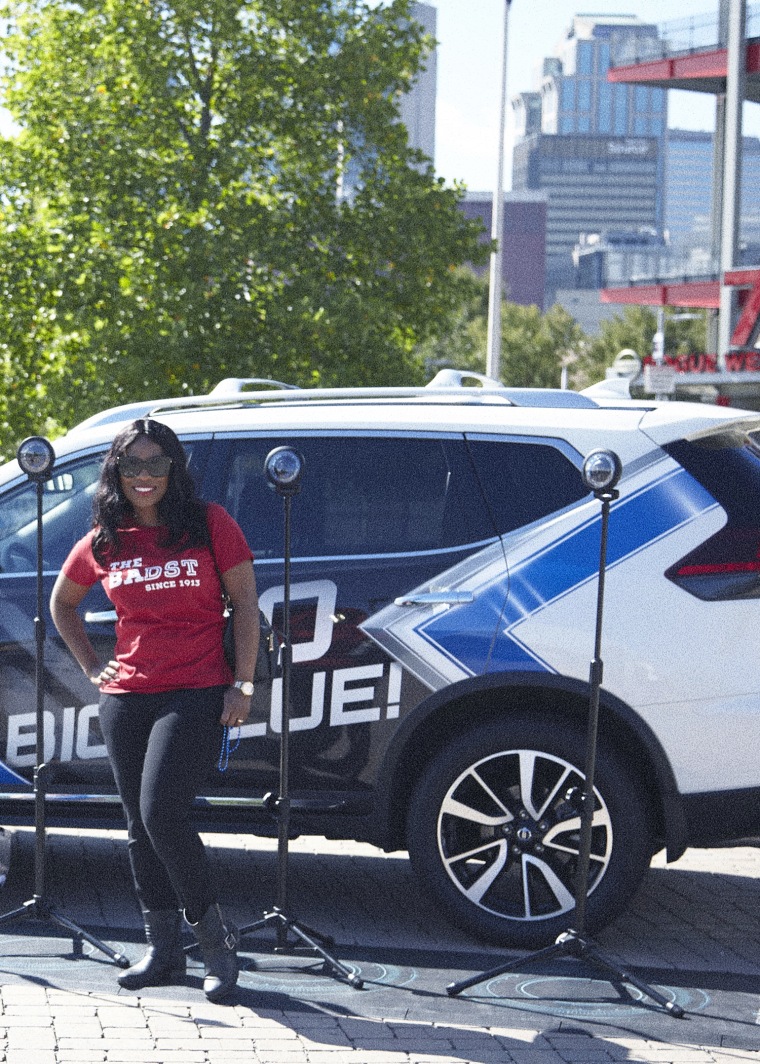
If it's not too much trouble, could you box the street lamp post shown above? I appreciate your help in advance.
[485,0,512,382]
[717,0,746,365]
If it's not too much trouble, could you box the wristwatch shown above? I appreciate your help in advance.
[233,680,254,697]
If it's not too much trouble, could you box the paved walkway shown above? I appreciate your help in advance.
[0,829,758,1062]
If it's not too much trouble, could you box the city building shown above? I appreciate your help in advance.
[574,128,760,293]
[338,1,436,201]
[398,1,437,163]
[459,191,547,308]
[665,128,760,253]
[511,15,669,300]
[602,0,760,404]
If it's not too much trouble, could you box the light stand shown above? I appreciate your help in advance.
[0,437,129,968]
[446,450,683,1018]
[238,447,363,989]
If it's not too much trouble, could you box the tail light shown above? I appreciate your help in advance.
[665,527,760,600]
[663,432,760,602]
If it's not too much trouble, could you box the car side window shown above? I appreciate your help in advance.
[0,454,104,573]
[215,435,497,558]
[0,442,200,575]
[466,437,588,535]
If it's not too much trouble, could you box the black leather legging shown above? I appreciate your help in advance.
[98,686,225,921]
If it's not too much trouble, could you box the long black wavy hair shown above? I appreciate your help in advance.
[91,419,210,565]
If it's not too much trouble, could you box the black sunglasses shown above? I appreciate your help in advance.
[117,454,173,478]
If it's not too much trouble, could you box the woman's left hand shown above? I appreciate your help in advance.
[221,685,251,728]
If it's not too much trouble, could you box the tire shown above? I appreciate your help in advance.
[407,714,653,948]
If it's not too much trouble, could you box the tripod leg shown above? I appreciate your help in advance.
[238,910,293,952]
[285,918,363,989]
[47,908,130,968]
[583,942,685,1018]
[0,900,38,927]
[244,914,336,952]
[269,907,335,949]
[240,909,362,988]
[238,916,269,937]
[447,939,565,996]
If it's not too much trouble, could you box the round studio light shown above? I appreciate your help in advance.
[582,449,622,494]
[264,447,305,495]
[17,436,55,480]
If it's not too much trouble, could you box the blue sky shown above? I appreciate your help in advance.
[428,0,760,189]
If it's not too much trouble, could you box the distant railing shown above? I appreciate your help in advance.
[599,247,760,287]
[602,246,719,286]
[611,4,760,67]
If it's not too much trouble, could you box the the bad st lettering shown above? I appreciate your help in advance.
[108,556,200,591]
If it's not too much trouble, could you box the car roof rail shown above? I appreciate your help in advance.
[425,369,503,390]
[209,377,300,395]
[69,379,299,432]
[69,370,601,434]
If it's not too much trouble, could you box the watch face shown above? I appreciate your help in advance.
[235,681,254,696]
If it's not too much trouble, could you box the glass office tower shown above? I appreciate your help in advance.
[512,15,668,296]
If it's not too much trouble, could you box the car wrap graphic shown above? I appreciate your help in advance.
[361,463,719,691]
[0,760,34,788]
[0,462,720,789]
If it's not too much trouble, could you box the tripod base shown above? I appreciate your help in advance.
[239,907,364,989]
[446,928,684,1017]
[0,895,130,968]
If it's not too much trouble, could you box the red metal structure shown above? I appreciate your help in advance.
[602,270,760,350]
[602,9,760,373]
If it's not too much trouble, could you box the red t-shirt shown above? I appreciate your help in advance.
[62,503,253,694]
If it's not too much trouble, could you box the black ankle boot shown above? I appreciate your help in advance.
[186,903,238,1002]
[118,909,186,989]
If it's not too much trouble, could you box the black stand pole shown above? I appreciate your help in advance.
[238,450,363,989]
[446,469,683,1018]
[0,443,128,968]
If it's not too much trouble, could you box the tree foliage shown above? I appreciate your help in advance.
[502,301,587,390]
[583,305,709,387]
[420,269,711,395]
[0,0,487,458]
[418,269,588,390]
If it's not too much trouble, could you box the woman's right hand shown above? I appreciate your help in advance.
[88,659,119,686]
[51,573,117,687]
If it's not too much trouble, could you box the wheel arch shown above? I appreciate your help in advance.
[373,671,688,862]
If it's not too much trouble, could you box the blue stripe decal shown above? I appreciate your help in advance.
[0,761,32,787]
[414,468,717,676]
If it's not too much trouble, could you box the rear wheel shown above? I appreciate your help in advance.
[407,715,653,947]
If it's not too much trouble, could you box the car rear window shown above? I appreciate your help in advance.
[465,437,589,535]
[663,430,760,600]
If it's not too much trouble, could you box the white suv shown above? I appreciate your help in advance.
[0,371,759,947]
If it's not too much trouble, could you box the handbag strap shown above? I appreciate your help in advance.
[206,513,232,611]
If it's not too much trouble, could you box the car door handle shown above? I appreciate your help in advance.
[84,610,117,624]
[394,591,474,607]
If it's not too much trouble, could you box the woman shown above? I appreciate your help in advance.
[50,418,259,1001]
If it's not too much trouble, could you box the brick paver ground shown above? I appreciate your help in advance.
[0,829,757,1062]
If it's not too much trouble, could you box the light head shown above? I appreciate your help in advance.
[17,437,55,482]
[582,449,622,498]
[264,447,305,497]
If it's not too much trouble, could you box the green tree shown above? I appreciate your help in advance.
[666,309,708,356]
[580,305,709,387]
[418,269,588,390]
[502,301,587,390]
[0,0,486,458]
[415,267,489,376]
